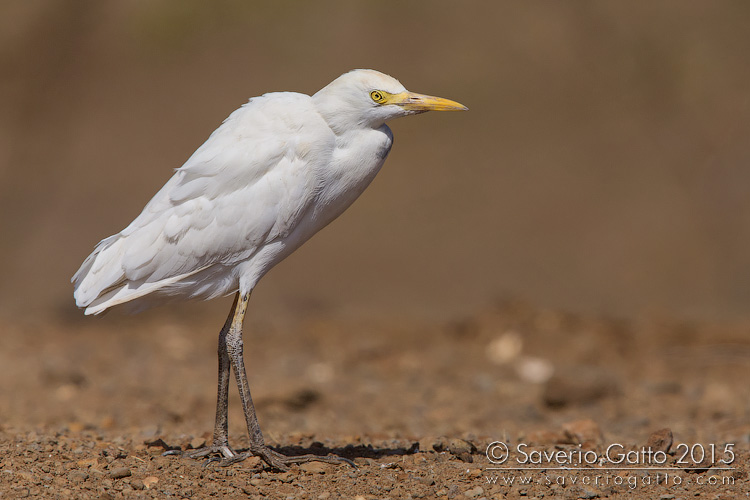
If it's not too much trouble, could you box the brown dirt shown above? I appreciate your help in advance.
[2,301,748,498]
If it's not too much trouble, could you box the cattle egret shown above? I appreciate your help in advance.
[72,69,467,470]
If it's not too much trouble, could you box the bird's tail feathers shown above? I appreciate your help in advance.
[80,268,207,315]
[72,235,125,309]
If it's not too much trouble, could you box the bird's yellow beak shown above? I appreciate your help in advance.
[388,92,468,112]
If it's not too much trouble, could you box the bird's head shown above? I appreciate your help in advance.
[313,69,467,132]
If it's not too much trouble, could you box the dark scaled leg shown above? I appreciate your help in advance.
[167,291,353,471]
[219,292,354,471]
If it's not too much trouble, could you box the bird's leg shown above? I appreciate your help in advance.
[164,293,240,460]
[205,292,238,454]
[220,292,354,471]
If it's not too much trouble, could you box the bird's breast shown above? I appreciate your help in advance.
[311,126,393,224]
[231,125,393,292]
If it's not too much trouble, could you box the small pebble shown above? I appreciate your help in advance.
[486,331,522,365]
[67,471,88,483]
[543,366,619,407]
[189,437,206,449]
[562,419,603,446]
[142,476,159,489]
[467,468,482,478]
[463,486,484,498]
[645,428,673,454]
[75,458,97,468]
[275,472,294,483]
[109,467,131,479]
[516,356,554,384]
[433,437,476,456]
[432,437,476,463]
[300,462,330,474]
[417,475,436,486]
[579,488,599,499]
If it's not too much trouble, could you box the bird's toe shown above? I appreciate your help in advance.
[164,443,238,461]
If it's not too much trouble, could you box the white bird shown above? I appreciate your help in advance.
[72,69,466,470]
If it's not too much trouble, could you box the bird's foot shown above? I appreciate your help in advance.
[163,443,238,462]
[220,446,356,472]
[164,443,354,471]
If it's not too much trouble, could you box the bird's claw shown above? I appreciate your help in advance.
[249,446,356,471]
[203,455,223,467]
[163,444,238,461]
[164,442,354,471]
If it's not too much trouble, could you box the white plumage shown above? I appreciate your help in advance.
[73,69,466,315]
[72,69,466,470]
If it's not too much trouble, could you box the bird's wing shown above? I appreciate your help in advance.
[73,93,335,312]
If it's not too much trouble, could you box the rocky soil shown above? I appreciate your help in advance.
[1,300,748,498]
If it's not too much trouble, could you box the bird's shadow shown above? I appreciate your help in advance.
[272,441,421,461]
[147,438,420,463]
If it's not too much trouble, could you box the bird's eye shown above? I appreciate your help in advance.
[370,90,387,104]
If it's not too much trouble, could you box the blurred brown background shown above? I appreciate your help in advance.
[2,1,750,324]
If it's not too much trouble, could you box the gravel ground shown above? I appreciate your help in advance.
[2,300,748,498]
